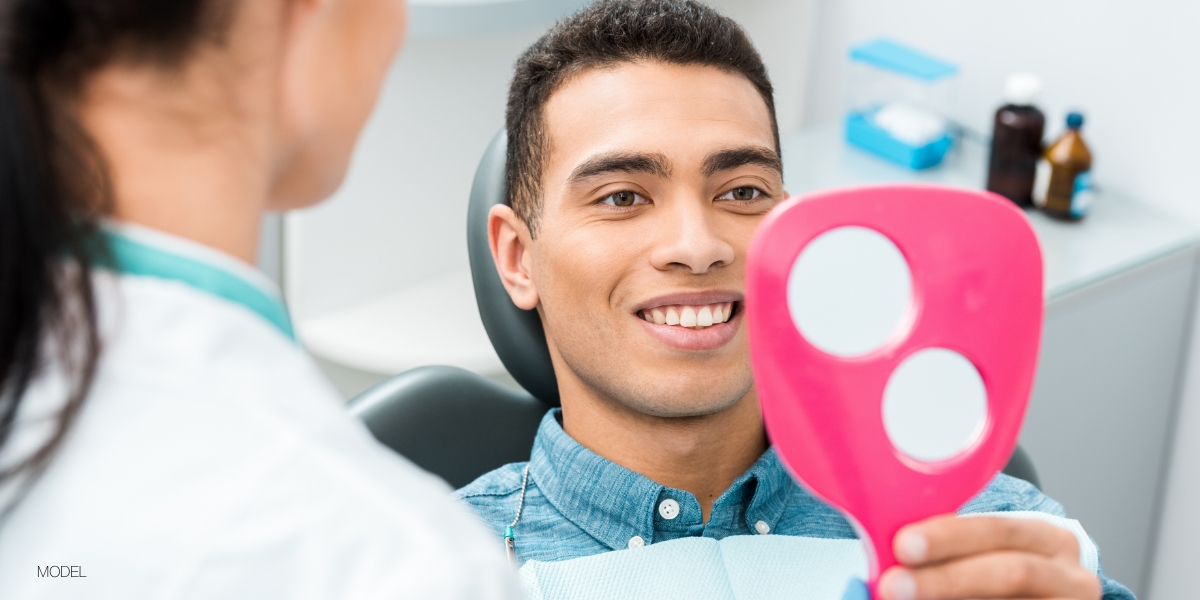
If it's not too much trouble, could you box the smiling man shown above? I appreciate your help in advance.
[455,2,1132,599]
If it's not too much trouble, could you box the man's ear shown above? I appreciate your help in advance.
[489,204,540,310]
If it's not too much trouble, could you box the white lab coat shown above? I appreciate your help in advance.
[0,224,518,599]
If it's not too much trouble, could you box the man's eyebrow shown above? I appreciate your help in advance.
[701,146,782,177]
[567,152,672,184]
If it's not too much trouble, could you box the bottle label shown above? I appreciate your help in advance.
[1071,170,1095,218]
[1032,159,1051,208]
[1034,160,1094,218]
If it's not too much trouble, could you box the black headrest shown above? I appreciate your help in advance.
[467,130,560,406]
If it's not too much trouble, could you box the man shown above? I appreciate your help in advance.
[457,1,1131,599]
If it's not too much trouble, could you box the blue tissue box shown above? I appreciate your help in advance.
[845,112,952,170]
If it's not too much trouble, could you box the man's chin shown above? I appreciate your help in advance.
[559,339,754,419]
[625,396,746,419]
[587,372,753,419]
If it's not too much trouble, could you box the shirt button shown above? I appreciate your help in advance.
[628,535,645,549]
[754,520,771,535]
[658,498,680,520]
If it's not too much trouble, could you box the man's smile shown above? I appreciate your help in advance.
[632,291,743,351]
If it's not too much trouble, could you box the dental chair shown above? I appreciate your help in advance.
[347,130,1042,491]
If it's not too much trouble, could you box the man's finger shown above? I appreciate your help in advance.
[894,515,1080,566]
[878,551,1102,600]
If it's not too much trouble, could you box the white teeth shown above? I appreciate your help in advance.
[643,303,736,328]
[665,307,680,326]
[680,306,697,327]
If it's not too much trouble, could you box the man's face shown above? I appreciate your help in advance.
[519,61,784,418]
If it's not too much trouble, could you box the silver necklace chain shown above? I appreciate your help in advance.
[509,463,531,529]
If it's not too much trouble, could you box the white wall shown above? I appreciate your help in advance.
[708,0,820,132]
[804,0,1200,221]
[285,28,547,321]
[801,2,1200,597]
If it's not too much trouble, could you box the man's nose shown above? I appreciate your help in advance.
[648,201,735,274]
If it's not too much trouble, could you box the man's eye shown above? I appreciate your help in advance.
[718,187,764,201]
[601,191,647,207]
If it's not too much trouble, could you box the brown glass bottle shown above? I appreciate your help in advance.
[1034,113,1093,220]
[987,104,1045,206]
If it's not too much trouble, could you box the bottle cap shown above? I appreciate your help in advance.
[1066,112,1084,129]
[1003,73,1042,105]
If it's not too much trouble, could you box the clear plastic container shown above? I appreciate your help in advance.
[846,39,959,170]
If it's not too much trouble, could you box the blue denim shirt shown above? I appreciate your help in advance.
[456,410,1134,600]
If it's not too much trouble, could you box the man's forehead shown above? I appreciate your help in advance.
[542,62,776,177]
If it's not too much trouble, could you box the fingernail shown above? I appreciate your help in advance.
[897,530,928,563]
[885,570,917,600]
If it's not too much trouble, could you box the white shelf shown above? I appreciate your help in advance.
[297,272,503,376]
[409,0,589,36]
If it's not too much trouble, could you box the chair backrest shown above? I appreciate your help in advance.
[467,130,559,406]
[348,366,546,489]
[1003,443,1041,490]
[351,127,1041,491]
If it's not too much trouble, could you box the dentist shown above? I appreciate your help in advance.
[0,1,514,598]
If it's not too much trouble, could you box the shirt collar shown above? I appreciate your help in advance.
[528,409,795,549]
[716,444,795,535]
[97,222,295,341]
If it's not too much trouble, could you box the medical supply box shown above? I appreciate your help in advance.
[846,39,959,170]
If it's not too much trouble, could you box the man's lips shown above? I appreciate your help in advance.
[632,291,743,313]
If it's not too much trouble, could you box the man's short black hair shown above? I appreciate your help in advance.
[505,0,778,236]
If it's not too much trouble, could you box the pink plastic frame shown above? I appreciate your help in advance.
[746,184,1044,596]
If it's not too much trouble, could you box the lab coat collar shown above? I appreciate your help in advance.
[97,222,295,341]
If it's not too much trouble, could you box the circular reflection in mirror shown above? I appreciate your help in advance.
[787,226,912,357]
[883,348,988,463]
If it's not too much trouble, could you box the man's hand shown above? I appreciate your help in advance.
[876,515,1102,600]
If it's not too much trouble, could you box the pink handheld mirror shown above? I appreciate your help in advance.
[745,184,1043,597]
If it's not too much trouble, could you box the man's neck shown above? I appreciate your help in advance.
[560,386,767,523]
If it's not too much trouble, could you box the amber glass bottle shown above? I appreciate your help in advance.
[1034,113,1093,220]
[987,74,1045,207]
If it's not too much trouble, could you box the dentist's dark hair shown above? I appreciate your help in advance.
[0,0,230,512]
[505,0,779,236]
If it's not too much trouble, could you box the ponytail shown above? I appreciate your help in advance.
[0,67,102,510]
